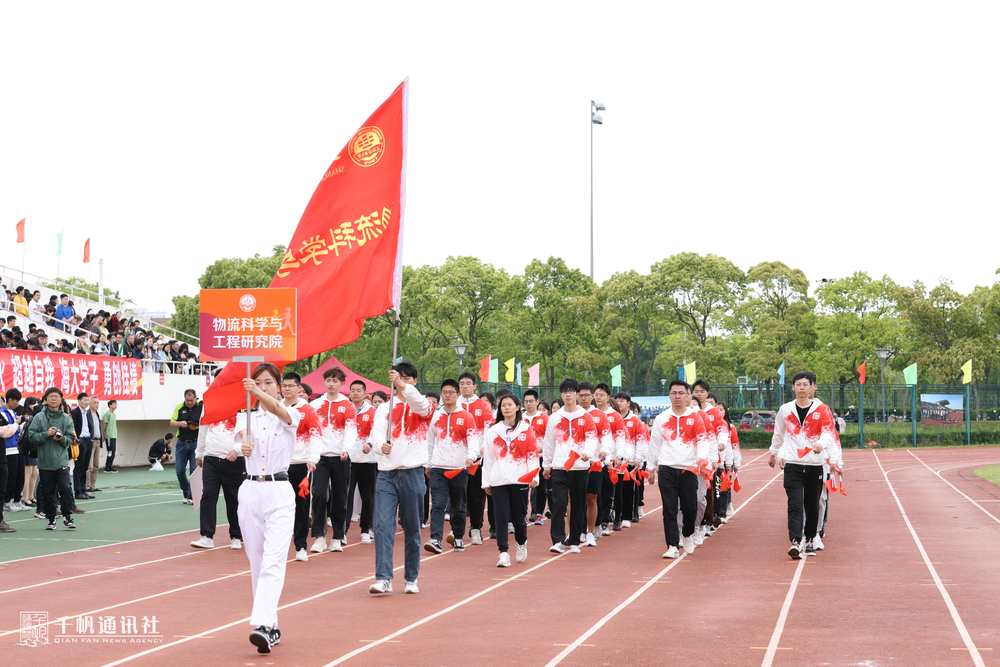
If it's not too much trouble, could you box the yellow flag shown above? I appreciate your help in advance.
[961,359,972,384]
[683,361,696,384]
[505,358,515,383]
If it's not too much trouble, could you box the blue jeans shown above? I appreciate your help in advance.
[374,467,423,583]
[175,441,197,499]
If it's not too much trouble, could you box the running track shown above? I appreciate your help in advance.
[3,447,999,666]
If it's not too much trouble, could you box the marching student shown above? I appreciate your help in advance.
[804,384,842,551]
[369,362,434,595]
[280,373,321,562]
[691,381,728,541]
[594,384,627,536]
[191,414,246,550]
[613,392,640,533]
[347,379,378,545]
[523,389,549,525]
[634,403,651,521]
[542,378,598,554]
[234,363,301,654]
[712,401,737,524]
[648,380,711,558]
[768,371,836,559]
[577,382,612,547]
[424,379,477,555]
[458,372,493,545]
[483,393,539,567]
[308,367,358,554]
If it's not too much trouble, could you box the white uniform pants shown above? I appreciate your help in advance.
[238,479,295,628]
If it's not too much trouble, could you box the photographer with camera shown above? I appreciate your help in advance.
[28,387,77,530]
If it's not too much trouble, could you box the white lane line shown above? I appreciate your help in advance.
[907,451,1000,525]
[323,553,569,667]
[0,526,221,566]
[874,451,986,667]
[1,529,402,639]
[544,554,687,667]
[7,499,187,524]
[544,473,782,666]
[98,546,450,667]
[760,557,806,667]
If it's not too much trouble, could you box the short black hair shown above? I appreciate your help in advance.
[164,433,174,440]
[184,389,197,398]
[440,379,459,393]
[42,387,63,401]
[458,371,478,384]
[350,379,367,390]
[425,391,440,403]
[480,392,496,409]
[669,380,690,393]
[77,392,89,401]
[301,383,313,397]
[392,361,419,380]
[614,391,632,402]
[107,400,117,407]
[691,396,702,408]
[594,382,612,396]
[523,389,539,400]
[578,381,594,392]
[5,388,22,401]
[692,379,711,392]
[792,371,817,385]
[559,378,580,393]
[706,392,718,403]
[282,371,302,385]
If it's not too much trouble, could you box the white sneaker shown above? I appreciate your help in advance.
[568,544,581,554]
[585,533,597,547]
[369,579,392,594]
[295,549,308,561]
[497,552,511,568]
[692,530,704,546]
[14,501,28,511]
[638,507,644,518]
[515,543,527,563]
[788,541,801,560]
[404,580,419,594]
[444,513,450,521]
[663,546,680,559]
[470,529,483,545]
[190,536,214,549]
[351,514,360,523]
[718,516,728,524]
[446,531,455,544]
[580,532,587,543]
[360,533,372,545]
[231,538,242,550]
[813,535,825,551]
[310,536,327,553]
[549,542,565,554]
[601,525,612,537]
[3,502,13,512]
[508,522,515,534]
[329,538,343,552]
[621,520,631,528]
[327,517,332,527]
[683,535,695,555]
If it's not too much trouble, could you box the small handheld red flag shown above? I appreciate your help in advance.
[589,461,603,473]
[720,472,732,492]
[796,448,811,458]
[839,480,847,496]
[468,461,480,476]
[608,468,619,485]
[564,450,581,471]
[825,477,837,493]
[444,469,464,479]
[297,476,310,498]
[517,468,540,484]
[732,474,742,493]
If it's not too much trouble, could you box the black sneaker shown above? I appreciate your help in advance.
[613,522,622,532]
[453,538,465,552]
[423,540,443,554]
[250,626,274,654]
[0,521,15,533]
[63,518,76,529]
[544,510,551,519]
[46,521,56,530]
[788,541,801,560]
[803,542,816,557]
[488,531,497,541]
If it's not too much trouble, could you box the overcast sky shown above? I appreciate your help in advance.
[3,2,998,314]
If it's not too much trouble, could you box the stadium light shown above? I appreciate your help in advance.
[453,342,468,374]
[590,100,606,281]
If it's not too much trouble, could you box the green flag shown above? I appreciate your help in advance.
[903,363,917,386]
[56,229,63,256]
[489,357,499,383]
[610,364,622,388]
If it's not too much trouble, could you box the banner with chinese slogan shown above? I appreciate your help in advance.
[0,349,141,400]
[199,288,297,363]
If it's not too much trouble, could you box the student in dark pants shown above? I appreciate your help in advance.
[278,372,321,561]
[190,418,246,550]
[70,392,95,500]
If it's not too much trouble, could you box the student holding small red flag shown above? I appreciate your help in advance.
[424,379,478,555]
[347,380,378,545]
[542,378,598,554]
[279,372,321,563]
[613,392,640,533]
[483,393,539,567]
[523,389,549,525]
[458,371,494,545]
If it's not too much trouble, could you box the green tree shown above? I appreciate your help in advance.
[649,253,744,347]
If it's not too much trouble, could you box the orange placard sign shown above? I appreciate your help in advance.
[199,289,297,363]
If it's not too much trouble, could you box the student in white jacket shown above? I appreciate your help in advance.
[483,394,540,567]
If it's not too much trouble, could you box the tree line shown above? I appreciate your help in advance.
[168,247,1000,388]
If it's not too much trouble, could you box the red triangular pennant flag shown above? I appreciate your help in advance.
[589,461,603,473]
[839,480,847,496]
[563,450,581,471]
[825,477,837,493]
[83,238,90,264]
[857,361,866,385]
[468,461,480,476]
[720,472,732,492]
[444,469,464,479]
[732,474,741,493]
[518,468,540,484]
[477,355,491,382]
[15,218,24,244]
[297,476,310,498]
[797,448,811,458]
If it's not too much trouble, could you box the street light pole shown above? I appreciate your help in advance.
[590,100,605,281]
[452,342,468,376]
[876,348,890,425]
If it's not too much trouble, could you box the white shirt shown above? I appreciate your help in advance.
[28,299,44,323]
[235,407,301,477]
[196,419,241,460]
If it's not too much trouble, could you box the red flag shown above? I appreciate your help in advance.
[857,361,866,384]
[477,355,490,382]
[589,461,602,473]
[203,80,408,422]
[563,450,580,471]
[297,475,310,498]
[796,447,811,458]
[444,469,464,479]
[15,218,24,243]
[83,238,90,263]
[517,468,540,484]
[468,461,480,476]
[732,474,742,493]
[608,468,618,485]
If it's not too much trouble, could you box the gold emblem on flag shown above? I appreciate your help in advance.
[348,126,385,167]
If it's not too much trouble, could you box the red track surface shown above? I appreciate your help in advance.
[3,447,999,667]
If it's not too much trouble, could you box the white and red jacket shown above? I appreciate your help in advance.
[635,420,650,466]
[427,407,479,470]
[702,406,732,466]
[648,406,711,470]
[602,406,628,462]
[542,406,598,472]
[196,417,240,460]
[620,412,642,464]
[288,398,322,465]
[769,399,837,466]
[483,419,540,489]
[458,394,494,458]
[352,401,379,464]
[729,424,743,469]
[524,411,549,442]
[371,384,433,471]
[310,393,358,459]
[585,405,614,462]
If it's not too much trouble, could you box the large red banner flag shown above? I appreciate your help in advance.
[201,79,408,424]
[16,219,25,243]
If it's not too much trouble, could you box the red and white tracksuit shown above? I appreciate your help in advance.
[370,385,433,471]
[426,408,479,470]
[542,407,599,472]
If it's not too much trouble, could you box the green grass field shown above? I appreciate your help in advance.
[974,465,1000,488]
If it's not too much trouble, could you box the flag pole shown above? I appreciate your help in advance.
[21,243,25,280]
[384,309,401,458]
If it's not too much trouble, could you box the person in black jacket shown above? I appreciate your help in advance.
[70,393,96,500]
